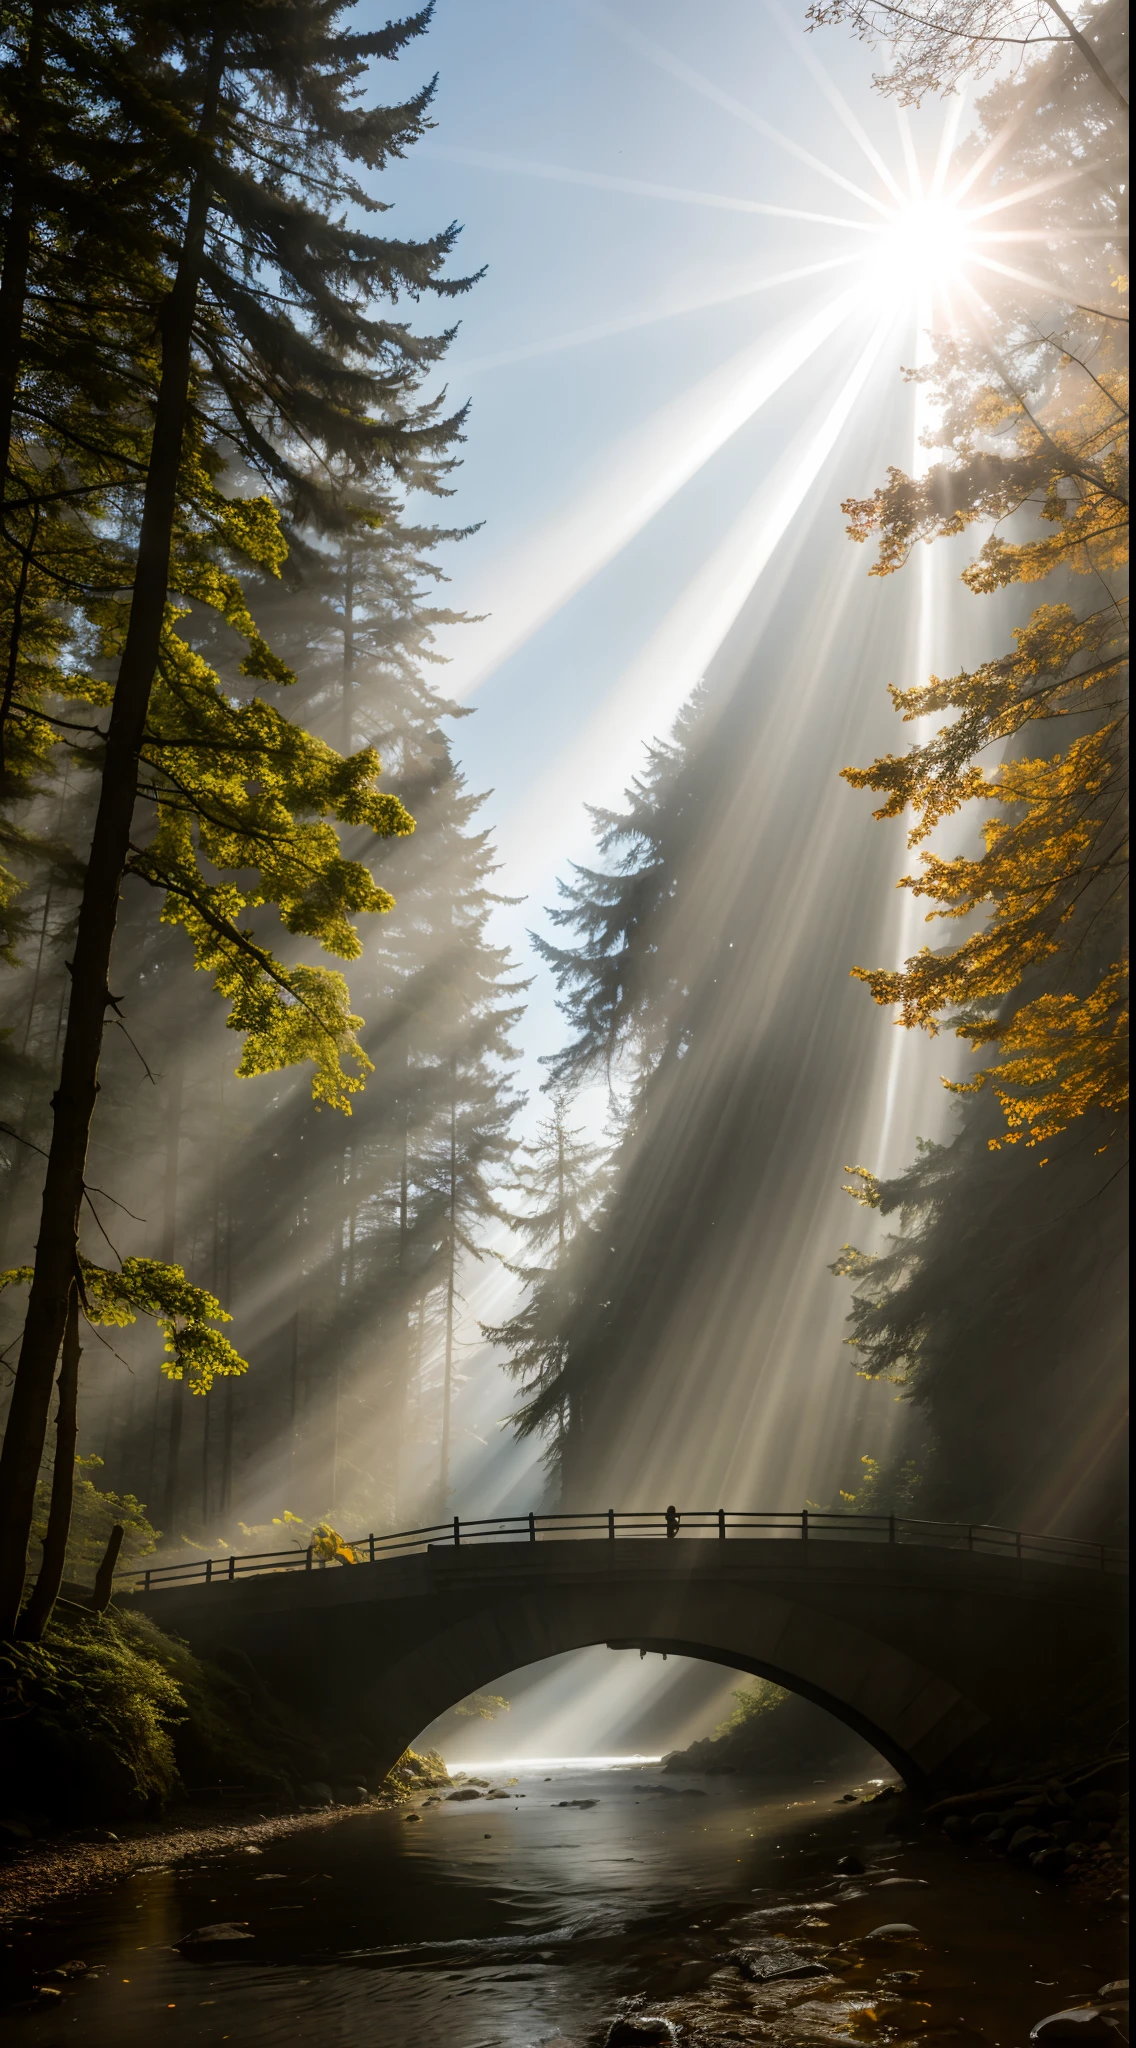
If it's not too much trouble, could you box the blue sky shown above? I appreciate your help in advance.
[371,0,971,1104]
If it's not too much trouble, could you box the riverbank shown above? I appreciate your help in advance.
[0,1786,427,1925]
[0,1759,1128,2046]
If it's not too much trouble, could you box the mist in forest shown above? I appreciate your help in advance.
[0,0,1125,1741]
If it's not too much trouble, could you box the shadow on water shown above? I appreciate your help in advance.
[0,1760,1126,2047]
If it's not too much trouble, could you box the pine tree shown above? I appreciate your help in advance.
[0,2,477,1633]
[534,689,706,1087]
[482,1091,606,1467]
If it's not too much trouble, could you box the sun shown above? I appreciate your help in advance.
[870,192,975,297]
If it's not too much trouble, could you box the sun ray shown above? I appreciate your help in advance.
[895,107,925,202]
[764,0,906,202]
[424,144,879,232]
[965,162,1100,220]
[501,307,897,863]
[446,287,863,698]
[583,1,893,219]
[971,250,1092,294]
[450,252,864,378]
[949,109,1030,204]
[929,94,967,200]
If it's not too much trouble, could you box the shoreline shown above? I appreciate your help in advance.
[0,1795,402,1926]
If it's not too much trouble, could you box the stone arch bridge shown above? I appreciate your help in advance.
[124,1508,1127,1793]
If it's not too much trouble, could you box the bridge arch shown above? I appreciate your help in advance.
[358,1571,991,1789]
[130,1535,1125,1797]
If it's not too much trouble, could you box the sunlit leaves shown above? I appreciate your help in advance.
[0,1257,247,1391]
[843,312,1129,1148]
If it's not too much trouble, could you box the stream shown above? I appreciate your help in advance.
[0,1761,1126,2046]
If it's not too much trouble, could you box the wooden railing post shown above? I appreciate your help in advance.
[228,1554,236,1581]
[205,1558,213,1584]
[608,1508,615,1540]
[528,1512,536,1544]
[305,1544,313,1572]
[368,1533,376,1564]
[144,1568,151,1592]
[718,1509,726,1540]
[802,1509,809,1541]
[453,1516,461,1547]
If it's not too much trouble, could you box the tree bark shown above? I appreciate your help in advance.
[0,1,46,783]
[0,36,226,1637]
[159,1054,185,1534]
[90,1522,124,1613]
[0,0,45,501]
[17,1282,81,1640]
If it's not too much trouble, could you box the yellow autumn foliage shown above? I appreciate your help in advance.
[843,312,1128,1148]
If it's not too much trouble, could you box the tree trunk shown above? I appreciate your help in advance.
[0,0,46,782]
[439,1084,457,1509]
[159,1054,185,1534]
[90,1523,124,1613]
[0,0,45,499]
[341,543,355,754]
[0,38,225,1638]
[17,1283,81,1640]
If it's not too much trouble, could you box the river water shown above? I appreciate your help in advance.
[1,1761,1126,2046]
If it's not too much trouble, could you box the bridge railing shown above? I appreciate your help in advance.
[131,1507,1128,1593]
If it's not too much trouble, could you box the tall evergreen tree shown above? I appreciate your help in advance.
[482,1091,606,1468]
[0,2,477,1633]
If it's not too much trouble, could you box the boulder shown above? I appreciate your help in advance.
[403,1812,422,1823]
[603,2018,679,2045]
[1009,1827,1052,1858]
[733,1947,830,1983]
[333,1784,368,1807]
[836,1852,866,1873]
[178,1923,254,1950]
[48,1961,88,1980]
[446,1788,482,1801]
[298,1782,334,1807]
[862,1924,920,1944]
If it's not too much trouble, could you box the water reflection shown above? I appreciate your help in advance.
[1,1761,1125,2047]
